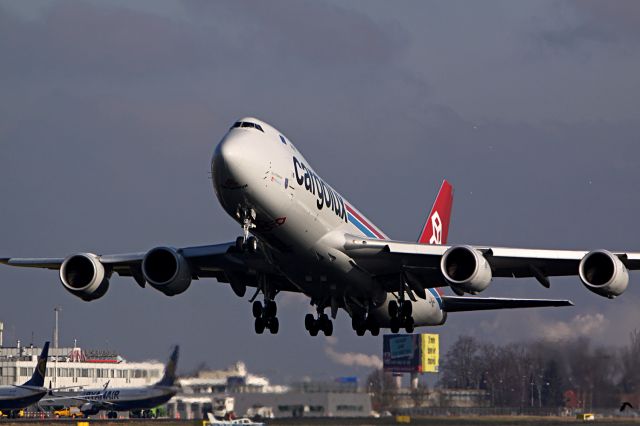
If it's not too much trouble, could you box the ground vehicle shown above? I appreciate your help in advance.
[0,409,24,418]
[53,407,84,418]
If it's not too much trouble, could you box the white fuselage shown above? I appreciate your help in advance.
[53,386,177,414]
[211,117,445,326]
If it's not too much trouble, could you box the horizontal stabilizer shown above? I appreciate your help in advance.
[441,296,573,312]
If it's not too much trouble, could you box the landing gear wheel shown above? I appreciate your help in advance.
[235,236,245,252]
[369,324,380,336]
[304,313,314,331]
[404,317,415,333]
[323,318,333,336]
[252,301,263,318]
[390,317,400,334]
[401,301,412,317]
[309,322,319,336]
[246,236,258,253]
[388,300,398,318]
[268,317,279,334]
[355,326,366,336]
[264,300,277,318]
[254,317,265,334]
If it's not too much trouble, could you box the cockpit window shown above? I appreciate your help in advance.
[230,121,264,132]
[279,135,287,145]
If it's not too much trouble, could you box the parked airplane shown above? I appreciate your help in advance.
[43,346,178,419]
[0,342,50,417]
[2,118,639,336]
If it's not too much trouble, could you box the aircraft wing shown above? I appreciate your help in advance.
[344,234,640,289]
[441,296,573,312]
[0,241,298,293]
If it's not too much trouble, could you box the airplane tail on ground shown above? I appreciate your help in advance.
[23,341,50,387]
[156,345,179,387]
[418,180,453,245]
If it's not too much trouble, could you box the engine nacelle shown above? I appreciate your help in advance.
[579,250,628,298]
[80,403,100,416]
[59,253,110,301]
[440,245,492,294]
[142,247,192,296]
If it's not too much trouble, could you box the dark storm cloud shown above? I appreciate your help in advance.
[534,0,640,50]
[0,0,639,378]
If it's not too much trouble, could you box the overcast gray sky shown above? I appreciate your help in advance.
[1,0,639,381]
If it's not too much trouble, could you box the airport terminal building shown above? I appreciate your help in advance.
[0,343,164,389]
[169,362,372,419]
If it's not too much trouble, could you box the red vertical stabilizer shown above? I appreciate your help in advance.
[417,180,454,245]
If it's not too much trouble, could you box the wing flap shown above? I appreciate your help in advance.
[441,296,573,312]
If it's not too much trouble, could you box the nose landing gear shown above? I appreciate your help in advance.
[235,207,258,253]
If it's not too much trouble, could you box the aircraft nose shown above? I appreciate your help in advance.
[213,133,259,185]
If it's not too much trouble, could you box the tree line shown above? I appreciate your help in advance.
[438,331,640,409]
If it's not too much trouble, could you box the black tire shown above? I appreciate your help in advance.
[254,317,265,334]
[401,301,412,318]
[390,317,400,333]
[247,236,258,253]
[356,326,366,336]
[235,236,244,252]
[388,300,398,318]
[265,300,277,318]
[404,316,415,333]
[369,324,380,336]
[269,317,280,334]
[252,301,263,318]
[323,319,333,336]
[351,315,364,331]
[304,313,314,331]
[309,323,319,336]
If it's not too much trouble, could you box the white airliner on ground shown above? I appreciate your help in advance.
[2,117,639,336]
[42,346,178,419]
[0,342,49,417]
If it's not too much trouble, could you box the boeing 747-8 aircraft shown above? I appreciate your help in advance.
[2,118,639,336]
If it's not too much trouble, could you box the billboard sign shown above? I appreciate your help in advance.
[421,333,439,373]
[383,334,421,373]
[383,333,439,373]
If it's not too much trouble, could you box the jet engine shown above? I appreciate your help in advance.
[579,250,628,298]
[142,247,192,296]
[80,403,100,416]
[441,245,492,294]
[59,253,110,301]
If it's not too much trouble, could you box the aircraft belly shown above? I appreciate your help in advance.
[0,391,45,410]
[370,293,445,327]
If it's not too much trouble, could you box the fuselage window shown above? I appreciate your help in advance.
[279,135,287,145]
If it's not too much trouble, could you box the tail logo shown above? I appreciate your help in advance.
[36,358,46,377]
[429,212,442,245]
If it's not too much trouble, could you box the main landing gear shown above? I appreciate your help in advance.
[251,273,280,335]
[388,299,414,333]
[351,313,380,336]
[253,299,279,334]
[305,312,333,336]
[387,273,415,333]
